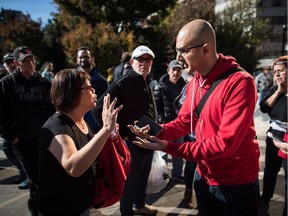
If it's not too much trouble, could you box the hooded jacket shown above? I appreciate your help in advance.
[157,54,260,185]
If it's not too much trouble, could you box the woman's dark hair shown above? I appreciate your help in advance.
[50,68,90,112]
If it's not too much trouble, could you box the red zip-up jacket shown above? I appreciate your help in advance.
[158,54,260,185]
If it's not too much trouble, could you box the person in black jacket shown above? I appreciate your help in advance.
[0,46,55,216]
[259,55,287,216]
[92,45,158,216]
[153,60,186,181]
[0,52,29,189]
[76,46,109,133]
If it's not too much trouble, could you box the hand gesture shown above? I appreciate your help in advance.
[132,135,168,151]
[101,94,123,135]
[127,122,151,139]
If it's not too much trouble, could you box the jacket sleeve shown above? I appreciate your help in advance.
[259,85,277,113]
[0,78,16,142]
[91,82,119,127]
[153,83,165,123]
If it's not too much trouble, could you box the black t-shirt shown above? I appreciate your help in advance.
[37,112,95,215]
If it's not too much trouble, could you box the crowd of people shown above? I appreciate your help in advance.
[0,19,287,216]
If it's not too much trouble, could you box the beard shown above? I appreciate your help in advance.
[79,61,91,68]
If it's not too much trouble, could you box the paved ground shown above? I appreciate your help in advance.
[0,107,285,216]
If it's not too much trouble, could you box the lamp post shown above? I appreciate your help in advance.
[282,24,287,55]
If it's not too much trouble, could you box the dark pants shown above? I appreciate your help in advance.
[183,135,197,190]
[282,159,287,216]
[184,160,197,190]
[120,141,154,216]
[194,171,259,216]
[1,138,26,177]
[261,136,283,202]
[13,140,39,213]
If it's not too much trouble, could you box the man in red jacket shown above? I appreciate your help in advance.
[129,19,260,216]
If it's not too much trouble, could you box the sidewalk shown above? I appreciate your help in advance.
[0,107,285,216]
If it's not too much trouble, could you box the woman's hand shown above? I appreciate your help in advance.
[132,135,168,151]
[101,94,123,135]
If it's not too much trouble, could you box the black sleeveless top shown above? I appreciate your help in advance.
[37,112,95,215]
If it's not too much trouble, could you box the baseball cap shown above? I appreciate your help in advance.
[131,45,155,59]
[2,53,14,62]
[13,46,34,62]
[168,60,183,69]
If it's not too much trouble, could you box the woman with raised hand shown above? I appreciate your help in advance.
[37,69,122,216]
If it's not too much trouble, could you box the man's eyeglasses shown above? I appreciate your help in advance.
[80,85,94,91]
[134,57,153,63]
[175,44,205,56]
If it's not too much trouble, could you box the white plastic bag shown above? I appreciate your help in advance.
[146,151,169,194]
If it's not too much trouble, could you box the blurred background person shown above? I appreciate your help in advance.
[41,61,54,82]
[258,55,287,215]
[2,52,16,75]
[153,59,186,181]
[255,66,273,104]
[113,51,131,82]
[76,46,109,133]
[0,52,30,190]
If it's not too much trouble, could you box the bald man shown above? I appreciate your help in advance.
[129,19,260,216]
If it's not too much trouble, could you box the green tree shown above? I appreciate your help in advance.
[164,0,216,62]
[53,0,177,32]
[41,18,69,72]
[214,0,271,73]
[61,19,134,76]
[0,8,43,67]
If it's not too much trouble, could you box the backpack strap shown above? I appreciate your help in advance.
[193,67,245,120]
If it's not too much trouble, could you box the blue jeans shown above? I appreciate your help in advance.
[0,137,25,177]
[194,171,259,216]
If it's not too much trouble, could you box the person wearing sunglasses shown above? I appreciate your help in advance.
[92,45,159,216]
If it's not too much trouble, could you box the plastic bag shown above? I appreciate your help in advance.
[146,151,169,194]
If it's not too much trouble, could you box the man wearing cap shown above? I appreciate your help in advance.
[92,45,158,215]
[1,52,30,189]
[153,59,186,184]
[2,53,17,75]
[0,46,55,215]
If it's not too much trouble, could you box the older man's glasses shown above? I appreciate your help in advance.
[134,57,153,63]
[175,44,205,56]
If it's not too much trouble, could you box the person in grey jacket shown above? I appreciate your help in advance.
[153,59,186,181]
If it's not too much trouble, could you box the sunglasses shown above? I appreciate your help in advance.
[134,57,153,63]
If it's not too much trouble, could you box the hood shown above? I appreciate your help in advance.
[194,53,240,85]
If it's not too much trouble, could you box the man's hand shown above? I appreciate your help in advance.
[127,123,151,139]
[132,136,168,151]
